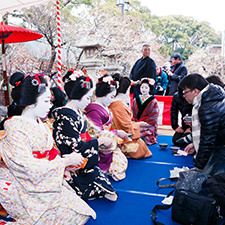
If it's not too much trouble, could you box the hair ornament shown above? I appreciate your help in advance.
[141,77,155,86]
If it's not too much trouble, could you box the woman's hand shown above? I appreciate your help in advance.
[63,152,84,167]
[175,127,184,133]
[98,136,113,148]
[184,143,195,155]
[116,130,129,139]
[139,121,149,128]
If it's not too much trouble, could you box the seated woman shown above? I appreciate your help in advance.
[52,69,117,200]
[0,72,95,224]
[132,78,159,145]
[85,74,128,181]
[109,74,151,159]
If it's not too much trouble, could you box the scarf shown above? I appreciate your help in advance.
[192,85,209,153]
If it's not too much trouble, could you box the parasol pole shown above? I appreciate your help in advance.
[1,39,10,106]
[56,0,63,90]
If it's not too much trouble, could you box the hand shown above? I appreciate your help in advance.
[175,127,184,133]
[168,71,173,76]
[184,128,191,133]
[139,121,149,127]
[184,143,195,155]
[98,136,113,148]
[63,152,84,167]
[158,86,163,91]
[116,130,129,139]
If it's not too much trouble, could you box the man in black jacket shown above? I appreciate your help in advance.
[170,89,192,147]
[179,73,225,175]
[130,44,156,98]
[168,53,188,95]
[130,44,156,82]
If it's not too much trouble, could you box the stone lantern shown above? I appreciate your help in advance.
[76,42,103,82]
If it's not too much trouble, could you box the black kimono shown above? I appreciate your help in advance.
[53,107,115,200]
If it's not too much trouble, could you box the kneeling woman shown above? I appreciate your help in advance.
[0,72,95,225]
[85,75,128,181]
[109,74,152,159]
[53,69,117,201]
[132,78,159,145]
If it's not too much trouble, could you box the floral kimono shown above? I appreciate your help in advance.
[132,95,159,145]
[52,107,116,199]
[0,116,95,225]
[85,102,128,181]
[109,100,152,159]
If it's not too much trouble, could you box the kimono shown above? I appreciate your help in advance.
[52,107,115,199]
[132,95,159,145]
[0,116,95,225]
[85,102,128,181]
[109,100,152,159]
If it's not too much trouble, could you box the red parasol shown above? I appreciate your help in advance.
[0,22,43,105]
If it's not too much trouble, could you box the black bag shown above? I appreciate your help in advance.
[172,189,219,225]
[151,170,221,225]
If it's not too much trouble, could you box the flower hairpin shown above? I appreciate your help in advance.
[101,76,118,88]
[141,78,155,86]
[64,69,85,83]
[31,74,41,86]
[81,76,92,89]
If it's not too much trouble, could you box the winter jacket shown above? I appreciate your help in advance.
[195,84,225,171]
[168,63,188,95]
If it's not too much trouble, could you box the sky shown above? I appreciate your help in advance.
[140,0,225,32]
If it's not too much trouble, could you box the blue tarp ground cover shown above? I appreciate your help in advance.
[87,135,193,225]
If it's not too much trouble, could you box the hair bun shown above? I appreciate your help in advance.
[112,73,122,82]
[63,69,74,82]
[9,72,25,86]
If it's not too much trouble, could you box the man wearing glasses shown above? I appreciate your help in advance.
[179,73,225,175]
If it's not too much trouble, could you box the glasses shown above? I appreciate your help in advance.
[183,89,192,95]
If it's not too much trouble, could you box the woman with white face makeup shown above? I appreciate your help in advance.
[0,72,96,224]
[132,78,159,145]
[85,74,128,181]
[53,70,117,201]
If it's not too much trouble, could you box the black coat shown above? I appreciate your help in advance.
[129,56,156,81]
[168,63,188,95]
[195,84,225,172]
[170,91,192,130]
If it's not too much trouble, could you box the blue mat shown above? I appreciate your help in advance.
[148,135,193,166]
[87,135,194,225]
[87,192,180,225]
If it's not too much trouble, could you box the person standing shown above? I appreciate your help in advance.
[168,53,188,95]
[130,44,156,81]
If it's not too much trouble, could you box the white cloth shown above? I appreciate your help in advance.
[192,85,209,153]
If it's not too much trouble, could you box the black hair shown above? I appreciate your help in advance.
[206,75,225,88]
[95,74,117,97]
[112,73,131,95]
[48,86,67,118]
[10,72,48,107]
[63,70,93,100]
[178,73,208,91]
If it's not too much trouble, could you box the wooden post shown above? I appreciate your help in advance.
[2,39,10,106]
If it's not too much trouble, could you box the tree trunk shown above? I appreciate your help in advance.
[47,46,56,74]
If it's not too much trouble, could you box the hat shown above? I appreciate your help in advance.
[171,52,182,60]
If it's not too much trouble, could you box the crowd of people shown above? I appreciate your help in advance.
[0,42,225,224]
